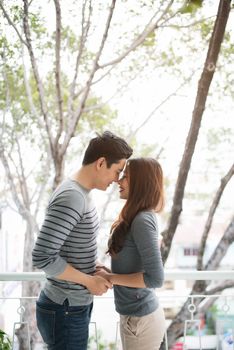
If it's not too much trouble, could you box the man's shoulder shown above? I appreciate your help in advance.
[54,179,88,198]
[49,179,87,212]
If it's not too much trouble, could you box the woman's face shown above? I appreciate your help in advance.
[118,170,129,200]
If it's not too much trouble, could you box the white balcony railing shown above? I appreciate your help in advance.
[0,270,234,350]
[1,270,234,281]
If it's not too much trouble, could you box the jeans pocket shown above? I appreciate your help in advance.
[36,304,55,345]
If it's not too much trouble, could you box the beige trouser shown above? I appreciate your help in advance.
[119,305,166,350]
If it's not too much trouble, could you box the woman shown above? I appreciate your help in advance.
[96,157,166,350]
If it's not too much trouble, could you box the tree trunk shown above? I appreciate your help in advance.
[160,0,231,264]
[53,151,65,189]
[160,1,232,348]
[15,220,41,349]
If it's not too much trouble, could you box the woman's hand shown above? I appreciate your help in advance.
[95,263,111,273]
[94,267,111,281]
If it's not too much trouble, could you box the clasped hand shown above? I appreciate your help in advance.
[87,265,112,296]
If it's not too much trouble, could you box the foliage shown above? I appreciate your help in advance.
[186,305,218,336]
[205,305,218,335]
[88,330,116,350]
[0,329,12,350]
[180,0,203,14]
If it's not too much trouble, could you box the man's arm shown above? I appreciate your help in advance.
[56,265,112,295]
[32,190,111,295]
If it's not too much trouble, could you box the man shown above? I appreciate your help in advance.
[32,131,133,350]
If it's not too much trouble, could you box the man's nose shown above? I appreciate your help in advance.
[117,177,122,184]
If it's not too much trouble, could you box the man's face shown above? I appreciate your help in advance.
[97,158,126,191]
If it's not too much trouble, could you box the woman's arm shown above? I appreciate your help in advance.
[95,269,146,288]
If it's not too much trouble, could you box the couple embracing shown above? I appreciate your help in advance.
[32,131,165,350]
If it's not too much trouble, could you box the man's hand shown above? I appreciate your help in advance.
[55,264,112,295]
[85,275,112,296]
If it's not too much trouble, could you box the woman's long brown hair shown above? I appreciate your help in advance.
[107,158,164,256]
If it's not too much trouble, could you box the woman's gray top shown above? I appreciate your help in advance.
[111,211,164,316]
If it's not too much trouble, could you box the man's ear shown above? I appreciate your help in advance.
[96,157,106,170]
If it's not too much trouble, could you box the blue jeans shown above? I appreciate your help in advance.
[36,291,93,350]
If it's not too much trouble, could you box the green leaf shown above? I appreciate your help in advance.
[0,329,12,349]
[180,0,203,14]
[143,31,156,47]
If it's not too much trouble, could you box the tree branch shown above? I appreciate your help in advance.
[1,46,30,213]
[81,66,140,114]
[128,69,196,139]
[53,0,64,148]
[67,0,92,119]
[0,2,28,46]
[0,144,29,221]
[99,0,174,69]
[21,42,43,124]
[197,163,234,269]
[205,280,234,295]
[205,215,234,270]
[15,138,30,208]
[189,215,234,300]
[1,45,10,139]
[161,16,216,29]
[22,0,55,155]
[33,153,52,219]
[62,0,117,154]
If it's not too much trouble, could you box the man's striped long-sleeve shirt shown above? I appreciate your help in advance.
[32,179,99,306]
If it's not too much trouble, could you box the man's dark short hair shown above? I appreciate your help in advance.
[82,131,133,167]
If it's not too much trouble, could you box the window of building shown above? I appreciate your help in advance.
[183,247,199,256]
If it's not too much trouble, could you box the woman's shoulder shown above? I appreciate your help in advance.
[132,210,157,226]
[130,211,158,238]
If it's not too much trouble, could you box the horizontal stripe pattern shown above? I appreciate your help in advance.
[32,179,99,299]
